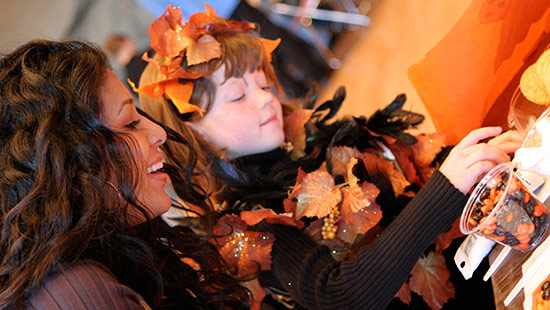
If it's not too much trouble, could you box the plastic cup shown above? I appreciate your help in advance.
[460,162,550,251]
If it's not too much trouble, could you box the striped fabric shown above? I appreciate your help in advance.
[28,260,150,310]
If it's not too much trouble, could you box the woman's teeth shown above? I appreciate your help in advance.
[147,162,164,174]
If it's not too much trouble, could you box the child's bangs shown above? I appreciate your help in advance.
[218,33,269,81]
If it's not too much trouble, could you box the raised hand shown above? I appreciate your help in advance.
[440,127,511,194]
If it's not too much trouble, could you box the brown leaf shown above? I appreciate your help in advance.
[358,152,410,197]
[327,146,361,177]
[410,252,455,310]
[435,219,464,254]
[283,109,314,160]
[395,282,412,306]
[293,164,342,219]
[212,215,274,275]
[283,168,306,214]
[186,34,222,66]
[387,140,419,184]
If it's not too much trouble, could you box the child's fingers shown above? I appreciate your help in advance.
[454,126,503,150]
[459,144,510,167]
[487,130,524,154]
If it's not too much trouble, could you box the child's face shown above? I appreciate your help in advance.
[99,70,171,222]
[190,66,284,159]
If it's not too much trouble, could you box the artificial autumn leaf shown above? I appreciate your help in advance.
[240,209,304,229]
[292,164,342,219]
[165,81,203,115]
[283,109,314,160]
[358,152,410,197]
[340,157,381,226]
[387,140,419,184]
[189,3,225,28]
[259,38,281,62]
[327,146,361,177]
[435,219,463,254]
[186,34,222,66]
[396,282,412,306]
[212,215,274,275]
[149,5,194,58]
[283,167,306,214]
[410,252,455,310]
[411,133,446,168]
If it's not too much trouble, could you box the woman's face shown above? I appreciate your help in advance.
[189,67,284,159]
[99,70,171,220]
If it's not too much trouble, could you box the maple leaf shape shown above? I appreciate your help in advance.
[283,109,314,160]
[327,146,361,177]
[410,252,455,310]
[292,164,342,219]
[240,209,304,229]
[186,34,222,66]
[396,282,412,306]
[435,219,463,254]
[212,214,274,275]
[340,157,382,229]
[358,152,410,197]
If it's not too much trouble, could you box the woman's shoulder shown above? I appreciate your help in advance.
[27,259,150,310]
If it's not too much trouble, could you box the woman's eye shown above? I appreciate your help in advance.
[125,119,140,129]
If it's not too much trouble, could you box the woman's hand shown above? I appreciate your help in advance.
[440,127,511,194]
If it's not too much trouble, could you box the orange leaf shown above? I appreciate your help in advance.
[328,146,361,177]
[240,209,304,229]
[434,219,463,254]
[410,252,455,310]
[186,34,222,65]
[396,282,412,306]
[283,109,314,160]
[165,81,203,115]
[293,164,342,219]
[149,5,195,58]
[258,38,281,62]
[212,215,274,275]
[358,152,410,197]
[189,3,225,28]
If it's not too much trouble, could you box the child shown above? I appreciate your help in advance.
[0,39,250,309]
[136,5,518,309]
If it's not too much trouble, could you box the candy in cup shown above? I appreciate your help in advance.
[460,163,550,251]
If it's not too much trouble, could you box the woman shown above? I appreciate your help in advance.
[0,39,249,309]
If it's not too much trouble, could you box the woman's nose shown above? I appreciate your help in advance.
[145,117,167,147]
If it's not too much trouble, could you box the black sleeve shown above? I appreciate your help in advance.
[264,170,468,309]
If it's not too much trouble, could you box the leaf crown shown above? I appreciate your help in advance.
[129,4,280,116]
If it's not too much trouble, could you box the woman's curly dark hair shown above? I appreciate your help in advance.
[0,39,249,309]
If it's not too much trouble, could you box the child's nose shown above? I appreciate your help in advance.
[254,88,275,109]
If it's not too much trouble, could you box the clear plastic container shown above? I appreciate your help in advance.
[508,86,549,136]
[460,162,550,251]
[514,106,550,176]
